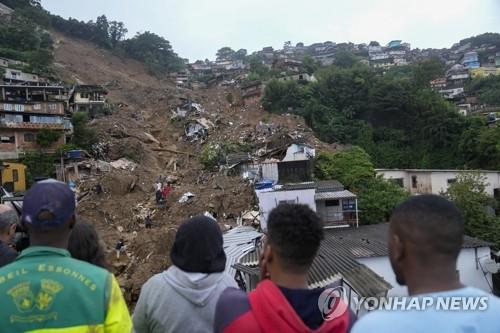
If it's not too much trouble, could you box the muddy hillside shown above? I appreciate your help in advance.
[51,32,337,304]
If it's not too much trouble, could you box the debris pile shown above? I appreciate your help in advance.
[51,30,337,305]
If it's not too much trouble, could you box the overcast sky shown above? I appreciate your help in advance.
[41,0,500,62]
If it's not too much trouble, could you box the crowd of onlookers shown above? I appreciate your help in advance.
[0,179,499,333]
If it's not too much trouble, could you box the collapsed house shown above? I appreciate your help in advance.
[184,118,214,142]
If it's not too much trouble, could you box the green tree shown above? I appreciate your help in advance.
[235,49,247,61]
[262,79,306,113]
[314,147,408,224]
[468,75,500,105]
[301,55,319,75]
[93,15,111,48]
[247,55,269,79]
[216,47,235,61]
[199,143,225,170]
[443,173,500,248]
[315,147,374,188]
[70,112,98,150]
[122,31,184,73]
[109,21,128,48]
[356,176,409,224]
[36,129,61,149]
[411,57,445,88]
[333,51,359,68]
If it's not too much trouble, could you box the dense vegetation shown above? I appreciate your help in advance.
[0,0,184,74]
[0,11,53,74]
[262,59,500,170]
[467,75,500,105]
[443,173,500,248]
[315,147,409,224]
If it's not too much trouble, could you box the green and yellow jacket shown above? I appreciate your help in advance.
[0,246,132,333]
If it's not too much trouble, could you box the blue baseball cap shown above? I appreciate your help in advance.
[21,179,76,228]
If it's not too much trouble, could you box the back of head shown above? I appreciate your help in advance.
[68,219,108,269]
[390,194,463,264]
[267,204,324,272]
[0,204,18,234]
[21,179,76,246]
[170,215,226,273]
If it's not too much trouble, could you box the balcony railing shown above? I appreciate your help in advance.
[0,122,65,130]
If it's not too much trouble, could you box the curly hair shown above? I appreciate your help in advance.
[267,203,324,272]
[68,219,109,270]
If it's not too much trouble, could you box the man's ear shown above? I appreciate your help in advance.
[9,223,17,236]
[259,244,273,281]
[391,234,404,261]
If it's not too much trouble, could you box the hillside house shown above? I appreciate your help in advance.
[470,67,500,79]
[462,51,480,69]
[430,78,447,89]
[240,80,263,105]
[256,180,359,230]
[70,85,108,117]
[376,169,500,197]
[234,143,315,183]
[2,68,40,85]
[0,162,26,192]
[279,73,316,84]
[0,85,69,160]
[325,224,496,297]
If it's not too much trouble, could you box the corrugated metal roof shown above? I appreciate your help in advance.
[278,180,345,192]
[235,236,392,297]
[223,227,263,278]
[226,152,251,165]
[315,190,357,200]
[326,223,492,255]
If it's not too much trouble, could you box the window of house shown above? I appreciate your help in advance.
[390,178,404,187]
[14,104,24,112]
[23,115,30,123]
[325,200,340,207]
[33,104,41,110]
[279,200,296,205]
[411,176,418,188]
[447,178,457,185]
[12,169,18,183]
[0,136,15,143]
[342,199,356,211]
[24,133,35,142]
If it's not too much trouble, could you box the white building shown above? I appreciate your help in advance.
[282,143,316,161]
[3,69,39,84]
[332,223,497,297]
[256,180,358,230]
[376,169,500,196]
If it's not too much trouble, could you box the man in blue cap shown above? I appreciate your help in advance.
[0,179,132,333]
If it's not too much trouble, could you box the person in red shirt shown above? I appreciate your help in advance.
[162,183,172,202]
[214,204,356,333]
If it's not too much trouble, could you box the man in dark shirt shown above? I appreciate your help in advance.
[0,204,18,267]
